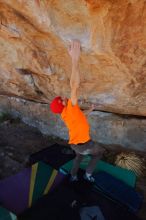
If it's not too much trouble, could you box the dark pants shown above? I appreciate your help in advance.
[70,140,105,176]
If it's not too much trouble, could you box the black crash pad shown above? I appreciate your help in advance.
[29,143,75,169]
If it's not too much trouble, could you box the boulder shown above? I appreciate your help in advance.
[0,0,146,115]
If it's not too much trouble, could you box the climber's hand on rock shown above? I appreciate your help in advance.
[68,40,81,63]
[90,104,95,111]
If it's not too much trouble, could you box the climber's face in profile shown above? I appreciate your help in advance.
[59,97,68,106]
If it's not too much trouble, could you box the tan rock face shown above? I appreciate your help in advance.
[0,0,146,115]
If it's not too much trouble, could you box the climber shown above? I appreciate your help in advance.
[50,40,105,182]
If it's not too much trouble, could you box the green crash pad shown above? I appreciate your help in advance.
[29,161,60,206]
[0,206,17,220]
[60,156,136,188]
[30,161,55,205]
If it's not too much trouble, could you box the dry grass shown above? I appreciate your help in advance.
[115,152,145,176]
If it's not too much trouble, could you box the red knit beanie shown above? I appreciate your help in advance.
[50,96,65,114]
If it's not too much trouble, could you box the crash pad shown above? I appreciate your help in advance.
[29,161,66,207]
[0,206,17,220]
[0,162,65,214]
[29,144,75,169]
[60,156,136,187]
[94,172,143,212]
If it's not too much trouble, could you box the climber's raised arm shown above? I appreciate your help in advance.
[68,40,81,106]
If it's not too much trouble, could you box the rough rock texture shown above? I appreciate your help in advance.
[0,0,146,116]
[0,95,146,152]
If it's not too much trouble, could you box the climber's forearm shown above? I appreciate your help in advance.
[68,40,81,105]
[70,60,80,89]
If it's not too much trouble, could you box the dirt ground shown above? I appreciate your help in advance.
[0,118,145,219]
